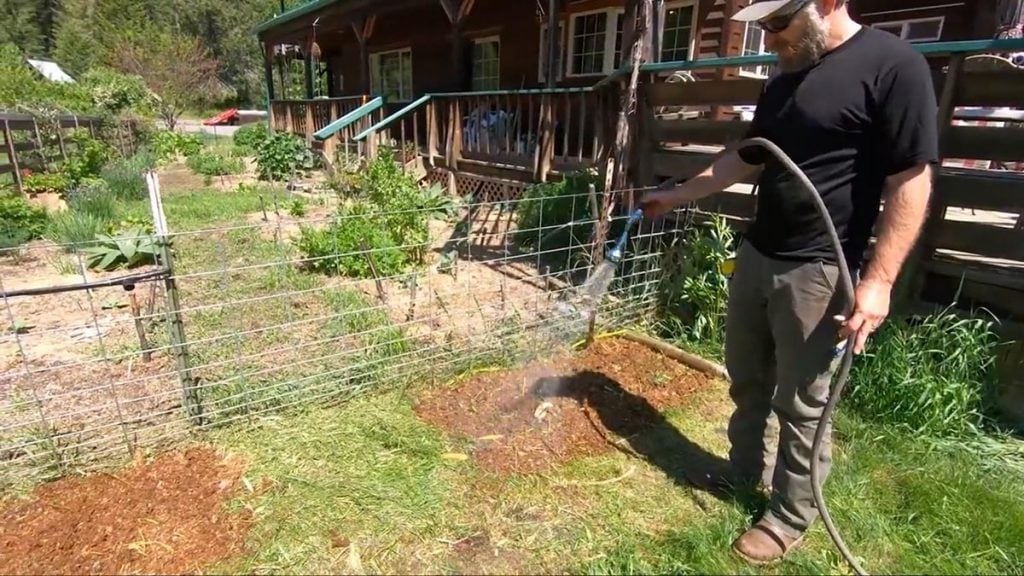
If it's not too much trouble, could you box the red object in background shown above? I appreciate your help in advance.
[202,108,239,126]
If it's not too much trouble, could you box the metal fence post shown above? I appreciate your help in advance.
[146,171,204,426]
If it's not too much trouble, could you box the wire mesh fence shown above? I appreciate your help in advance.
[1,174,685,490]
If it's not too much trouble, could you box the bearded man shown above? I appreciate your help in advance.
[641,0,939,564]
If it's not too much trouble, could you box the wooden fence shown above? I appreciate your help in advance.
[1,112,103,196]
[632,51,1024,425]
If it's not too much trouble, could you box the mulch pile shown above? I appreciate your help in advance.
[415,337,712,474]
[0,445,253,575]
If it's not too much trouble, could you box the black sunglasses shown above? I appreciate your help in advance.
[757,0,814,34]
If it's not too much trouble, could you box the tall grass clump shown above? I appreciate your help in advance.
[101,152,154,201]
[45,211,108,249]
[847,307,1001,437]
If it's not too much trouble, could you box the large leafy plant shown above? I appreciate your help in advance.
[296,202,408,278]
[0,196,49,244]
[81,228,159,271]
[256,132,316,181]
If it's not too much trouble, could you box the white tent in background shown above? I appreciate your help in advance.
[26,59,76,84]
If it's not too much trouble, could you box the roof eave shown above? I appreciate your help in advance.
[254,0,340,37]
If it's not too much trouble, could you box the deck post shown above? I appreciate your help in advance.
[546,0,560,89]
[264,41,276,102]
[303,35,315,99]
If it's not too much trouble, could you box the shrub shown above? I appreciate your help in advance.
[514,171,601,263]
[0,196,49,243]
[360,149,432,262]
[296,202,408,278]
[22,172,69,196]
[101,154,152,200]
[256,131,316,181]
[233,123,270,154]
[847,308,1001,438]
[186,149,244,179]
[63,133,115,186]
[150,130,203,164]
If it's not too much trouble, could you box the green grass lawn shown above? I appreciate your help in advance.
[208,375,1024,575]
[28,177,1021,575]
[116,184,1023,576]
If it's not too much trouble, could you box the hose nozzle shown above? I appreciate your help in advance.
[607,208,644,263]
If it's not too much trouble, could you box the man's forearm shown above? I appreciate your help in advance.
[666,149,762,205]
[863,163,933,286]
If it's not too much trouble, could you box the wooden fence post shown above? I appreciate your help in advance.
[2,119,24,196]
[146,171,204,426]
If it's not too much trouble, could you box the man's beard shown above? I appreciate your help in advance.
[777,4,830,72]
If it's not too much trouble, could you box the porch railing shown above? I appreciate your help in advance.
[312,96,386,169]
[270,96,372,143]
[353,88,616,182]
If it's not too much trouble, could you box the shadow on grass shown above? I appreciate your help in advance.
[531,370,767,517]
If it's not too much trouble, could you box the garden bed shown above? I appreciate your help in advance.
[0,444,253,575]
[415,337,714,474]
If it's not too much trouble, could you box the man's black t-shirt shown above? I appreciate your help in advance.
[737,25,939,269]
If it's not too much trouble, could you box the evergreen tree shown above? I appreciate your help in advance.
[0,0,44,58]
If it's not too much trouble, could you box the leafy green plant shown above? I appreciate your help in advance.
[22,172,69,195]
[360,149,432,263]
[296,202,408,278]
[233,122,270,154]
[514,171,601,263]
[419,183,460,221]
[186,149,244,181]
[657,215,735,361]
[0,196,49,242]
[847,308,1002,438]
[81,228,159,271]
[150,130,203,164]
[255,132,316,181]
[287,198,307,218]
[62,132,115,186]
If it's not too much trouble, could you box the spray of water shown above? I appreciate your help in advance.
[581,260,618,306]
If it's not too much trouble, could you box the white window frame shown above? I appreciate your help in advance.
[471,35,501,91]
[564,1,698,77]
[872,16,945,42]
[738,21,771,79]
[658,0,699,64]
[567,8,618,77]
[369,47,413,102]
[538,22,566,83]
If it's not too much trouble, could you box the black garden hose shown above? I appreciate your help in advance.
[729,137,866,576]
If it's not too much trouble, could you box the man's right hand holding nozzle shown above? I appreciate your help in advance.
[638,149,763,219]
[639,187,686,219]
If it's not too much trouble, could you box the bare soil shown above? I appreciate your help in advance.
[415,337,712,474]
[0,444,253,575]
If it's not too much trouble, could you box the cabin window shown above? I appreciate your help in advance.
[873,17,944,42]
[568,1,696,76]
[472,37,501,91]
[569,11,611,75]
[538,22,565,82]
[370,48,413,101]
[739,21,771,78]
[613,10,625,69]
[660,1,697,62]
